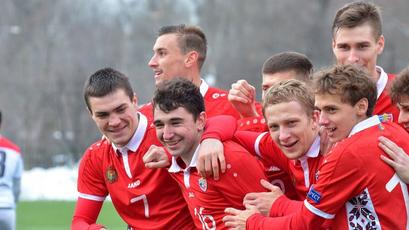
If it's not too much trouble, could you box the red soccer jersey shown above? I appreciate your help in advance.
[168,140,268,230]
[77,113,194,229]
[373,67,400,121]
[247,116,409,229]
[235,131,322,200]
[139,80,241,121]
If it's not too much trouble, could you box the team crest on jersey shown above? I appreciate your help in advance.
[106,166,118,184]
[198,178,207,192]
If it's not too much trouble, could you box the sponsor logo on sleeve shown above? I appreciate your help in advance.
[307,186,321,204]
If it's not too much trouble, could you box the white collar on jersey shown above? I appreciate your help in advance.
[376,66,388,100]
[348,115,381,138]
[112,112,148,155]
[168,143,201,173]
[303,136,321,159]
[200,78,209,97]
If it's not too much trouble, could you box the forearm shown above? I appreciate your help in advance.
[71,198,104,230]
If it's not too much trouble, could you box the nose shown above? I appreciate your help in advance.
[278,128,291,142]
[108,114,121,127]
[318,112,329,126]
[398,111,409,126]
[148,54,157,68]
[162,125,174,141]
[347,49,360,63]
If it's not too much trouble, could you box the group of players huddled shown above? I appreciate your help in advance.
[69,1,409,230]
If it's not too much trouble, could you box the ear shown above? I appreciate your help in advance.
[132,93,138,107]
[376,35,385,55]
[185,51,199,68]
[197,111,207,131]
[332,39,336,50]
[355,98,369,117]
[311,110,320,131]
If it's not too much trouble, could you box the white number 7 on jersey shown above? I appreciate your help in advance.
[130,195,150,218]
[386,173,409,229]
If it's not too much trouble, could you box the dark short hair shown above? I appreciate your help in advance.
[313,65,377,117]
[262,51,313,81]
[153,78,205,120]
[332,1,382,40]
[262,79,315,118]
[83,68,134,112]
[158,24,207,70]
[390,67,409,104]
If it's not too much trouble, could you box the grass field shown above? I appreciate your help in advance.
[17,200,126,230]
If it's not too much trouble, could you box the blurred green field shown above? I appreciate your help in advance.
[17,200,126,230]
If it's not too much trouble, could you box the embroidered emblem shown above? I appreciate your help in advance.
[346,189,380,229]
[307,186,321,204]
[106,166,118,184]
[315,170,319,182]
[378,113,393,122]
[212,93,220,99]
[198,178,207,192]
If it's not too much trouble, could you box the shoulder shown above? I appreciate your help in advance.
[82,139,111,161]
[222,140,257,164]
[0,136,21,153]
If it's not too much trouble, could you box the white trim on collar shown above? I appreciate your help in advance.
[304,136,321,158]
[168,144,201,173]
[376,66,388,100]
[348,115,380,137]
[200,79,209,97]
[112,112,148,155]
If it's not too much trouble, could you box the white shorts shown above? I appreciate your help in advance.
[0,208,15,230]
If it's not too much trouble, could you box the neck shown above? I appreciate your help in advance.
[370,67,380,82]
[179,135,201,167]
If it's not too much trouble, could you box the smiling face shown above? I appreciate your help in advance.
[265,101,318,159]
[315,93,367,143]
[148,33,190,86]
[89,89,139,147]
[332,23,384,81]
[154,106,205,164]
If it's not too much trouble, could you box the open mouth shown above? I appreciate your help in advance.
[281,140,298,149]
[153,70,162,78]
[165,140,180,150]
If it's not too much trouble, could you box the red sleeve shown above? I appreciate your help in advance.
[246,204,326,230]
[237,102,268,132]
[71,197,105,230]
[234,131,290,173]
[269,195,303,217]
[201,115,237,141]
[232,131,263,156]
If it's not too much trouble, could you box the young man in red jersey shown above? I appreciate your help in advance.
[71,68,194,230]
[206,52,314,197]
[0,111,23,230]
[144,24,242,179]
[143,24,240,120]
[223,65,409,230]
[228,51,313,132]
[331,1,399,120]
[145,78,267,229]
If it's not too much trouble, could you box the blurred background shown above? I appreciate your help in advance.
[1,0,408,169]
